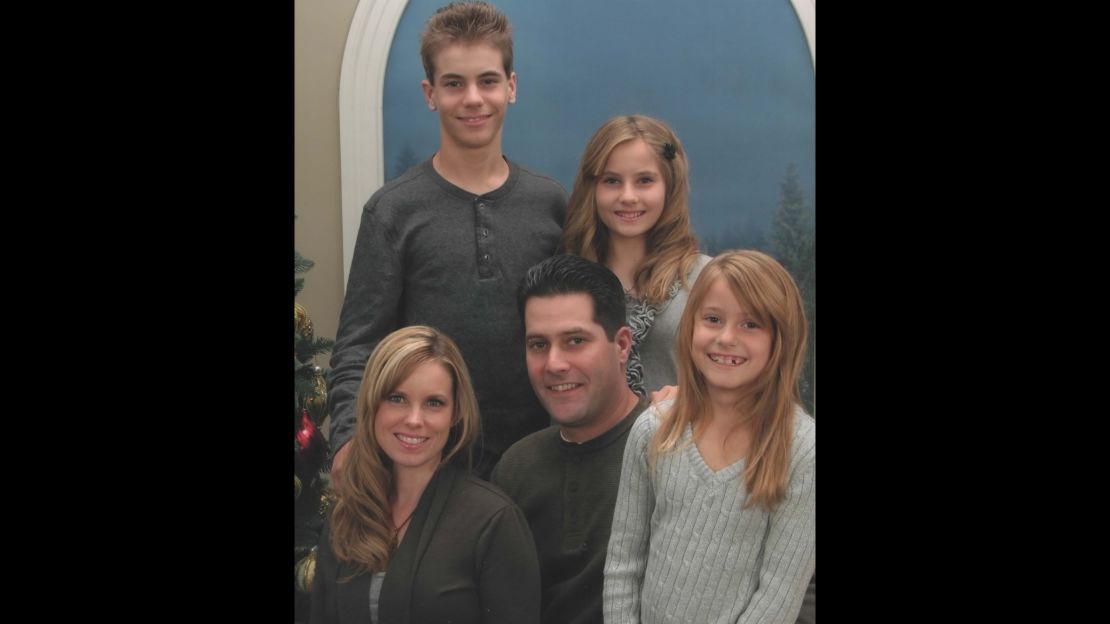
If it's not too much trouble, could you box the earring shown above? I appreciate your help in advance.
[430,103,437,111]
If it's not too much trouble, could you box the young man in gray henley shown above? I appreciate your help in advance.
[326,2,566,480]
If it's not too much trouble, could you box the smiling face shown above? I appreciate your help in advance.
[372,360,455,475]
[691,278,773,402]
[524,293,633,442]
[421,41,516,154]
[594,138,666,246]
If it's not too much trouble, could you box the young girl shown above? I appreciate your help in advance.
[603,251,815,624]
[560,115,711,397]
[312,326,540,624]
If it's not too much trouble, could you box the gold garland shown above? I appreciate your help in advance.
[295,298,333,596]
[294,302,313,339]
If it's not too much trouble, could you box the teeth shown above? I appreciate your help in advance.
[709,354,744,366]
[396,434,427,445]
[549,383,579,392]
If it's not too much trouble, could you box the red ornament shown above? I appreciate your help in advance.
[296,409,319,451]
[295,408,329,484]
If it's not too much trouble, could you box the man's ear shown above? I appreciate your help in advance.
[615,326,633,365]
[508,71,517,104]
[422,79,436,110]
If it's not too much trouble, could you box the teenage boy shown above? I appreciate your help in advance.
[327,1,566,479]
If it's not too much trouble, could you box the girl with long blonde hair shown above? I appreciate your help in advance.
[603,251,815,623]
[560,114,710,397]
[312,326,540,624]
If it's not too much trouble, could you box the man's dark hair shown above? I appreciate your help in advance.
[517,255,626,340]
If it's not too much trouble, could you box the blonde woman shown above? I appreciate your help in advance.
[604,251,815,623]
[560,115,710,397]
[311,326,540,624]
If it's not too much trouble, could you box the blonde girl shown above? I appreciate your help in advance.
[603,251,815,624]
[560,114,710,397]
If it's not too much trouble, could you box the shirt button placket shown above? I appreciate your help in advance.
[475,199,492,278]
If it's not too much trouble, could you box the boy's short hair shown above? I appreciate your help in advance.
[420,2,514,84]
[517,255,627,341]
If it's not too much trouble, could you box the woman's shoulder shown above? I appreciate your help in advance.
[450,471,519,515]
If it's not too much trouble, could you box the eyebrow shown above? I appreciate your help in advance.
[526,326,592,340]
[439,70,503,81]
[601,169,659,177]
[701,304,748,314]
[701,305,762,321]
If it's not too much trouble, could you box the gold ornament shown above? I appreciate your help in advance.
[295,549,317,594]
[305,396,328,426]
[294,303,314,339]
[320,489,337,519]
[306,371,329,424]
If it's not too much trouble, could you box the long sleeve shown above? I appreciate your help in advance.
[603,412,657,624]
[476,503,542,624]
[735,423,816,624]
[603,407,814,624]
[326,202,403,452]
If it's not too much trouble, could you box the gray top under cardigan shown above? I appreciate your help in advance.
[626,254,712,394]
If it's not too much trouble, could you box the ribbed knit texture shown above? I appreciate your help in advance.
[603,401,815,624]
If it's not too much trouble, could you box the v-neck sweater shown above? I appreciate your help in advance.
[603,400,815,624]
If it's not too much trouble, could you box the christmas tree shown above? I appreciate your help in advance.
[771,163,816,416]
[294,248,335,623]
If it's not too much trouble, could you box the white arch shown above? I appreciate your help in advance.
[338,0,411,285]
[790,0,816,72]
[338,0,815,285]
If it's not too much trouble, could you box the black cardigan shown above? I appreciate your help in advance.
[310,465,541,624]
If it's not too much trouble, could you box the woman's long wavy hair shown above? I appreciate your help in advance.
[652,251,807,511]
[328,326,480,577]
[559,114,701,304]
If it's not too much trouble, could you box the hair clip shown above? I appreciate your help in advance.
[662,143,676,161]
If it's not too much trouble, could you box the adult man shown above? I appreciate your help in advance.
[491,255,647,624]
[327,1,566,479]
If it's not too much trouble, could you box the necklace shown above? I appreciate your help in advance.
[391,507,417,547]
